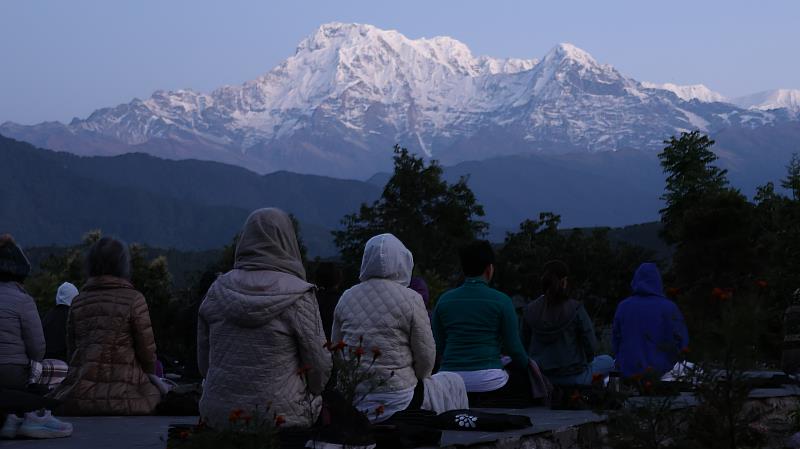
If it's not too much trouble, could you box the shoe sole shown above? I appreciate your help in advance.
[17,427,72,439]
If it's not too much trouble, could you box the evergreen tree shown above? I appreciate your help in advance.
[782,153,800,200]
[333,145,487,282]
[659,131,729,243]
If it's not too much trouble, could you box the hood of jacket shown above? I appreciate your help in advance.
[529,296,581,342]
[213,269,314,328]
[630,263,665,297]
[233,208,306,280]
[0,235,31,279]
[358,234,413,286]
[56,282,79,306]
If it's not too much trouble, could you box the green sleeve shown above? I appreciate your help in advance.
[500,296,529,369]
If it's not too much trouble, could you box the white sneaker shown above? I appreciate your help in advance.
[17,410,73,439]
[0,414,23,439]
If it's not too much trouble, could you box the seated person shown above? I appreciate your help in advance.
[613,263,689,378]
[51,237,162,416]
[42,282,78,362]
[522,260,613,385]
[432,240,532,407]
[332,234,467,422]
[198,209,332,429]
[781,289,800,376]
[0,235,72,439]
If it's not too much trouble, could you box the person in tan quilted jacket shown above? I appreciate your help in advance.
[332,233,468,422]
[51,237,161,416]
[197,208,332,429]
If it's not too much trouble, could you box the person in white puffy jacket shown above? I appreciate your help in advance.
[332,233,468,422]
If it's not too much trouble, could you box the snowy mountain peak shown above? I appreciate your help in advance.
[542,43,599,67]
[641,82,727,103]
[733,89,800,113]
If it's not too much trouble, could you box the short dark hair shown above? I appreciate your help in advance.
[86,237,131,280]
[459,240,495,278]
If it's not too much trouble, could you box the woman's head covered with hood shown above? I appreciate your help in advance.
[359,233,414,286]
[234,208,306,280]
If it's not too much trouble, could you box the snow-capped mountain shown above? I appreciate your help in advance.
[640,82,727,103]
[733,89,800,114]
[1,22,796,178]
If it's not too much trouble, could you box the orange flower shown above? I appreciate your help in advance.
[371,347,382,360]
[333,341,347,352]
[179,431,190,440]
[375,405,385,417]
[591,373,604,384]
[681,347,691,355]
[665,287,681,299]
[275,415,286,427]
[756,280,768,289]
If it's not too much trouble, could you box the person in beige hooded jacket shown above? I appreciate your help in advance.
[197,208,332,429]
[332,233,467,422]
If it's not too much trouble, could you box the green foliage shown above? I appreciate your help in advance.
[659,131,729,244]
[606,396,694,449]
[783,153,800,200]
[334,145,487,281]
[168,410,279,449]
[495,212,653,323]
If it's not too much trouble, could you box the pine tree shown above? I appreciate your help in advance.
[333,145,487,281]
[658,131,729,243]
[781,153,800,200]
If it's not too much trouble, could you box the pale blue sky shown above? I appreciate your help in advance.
[1,0,798,124]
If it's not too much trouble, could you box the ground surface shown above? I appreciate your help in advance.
[3,416,197,449]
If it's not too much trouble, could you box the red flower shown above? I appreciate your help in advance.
[371,347,382,361]
[374,405,385,417]
[333,341,347,352]
[179,431,190,440]
[665,287,681,299]
[570,390,582,403]
[591,373,604,384]
[296,364,312,377]
[229,409,243,423]
[711,287,733,302]
[275,415,286,427]
[643,380,653,393]
[354,346,367,360]
[756,280,768,289]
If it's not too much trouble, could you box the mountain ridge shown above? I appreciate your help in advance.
[3,22,797,178]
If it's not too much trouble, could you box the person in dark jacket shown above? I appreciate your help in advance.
[433,240,533,407]
[42,283,78,361]
[612,263,689,378]
[522,260,613,385]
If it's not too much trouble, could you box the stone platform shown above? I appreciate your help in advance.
[4,385,799,449]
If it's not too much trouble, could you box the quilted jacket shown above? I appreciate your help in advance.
[0,281,45,367]
[198,208,332,429]
[50,276,161,416]
[332,234,436,393]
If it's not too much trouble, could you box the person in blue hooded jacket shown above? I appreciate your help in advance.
[612,263,689,378]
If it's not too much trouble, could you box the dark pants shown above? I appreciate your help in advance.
[467,366,534,408]
[0,364,28,391]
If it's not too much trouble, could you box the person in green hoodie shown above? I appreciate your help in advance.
[521,260,613,385]
[432,240,533,407]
